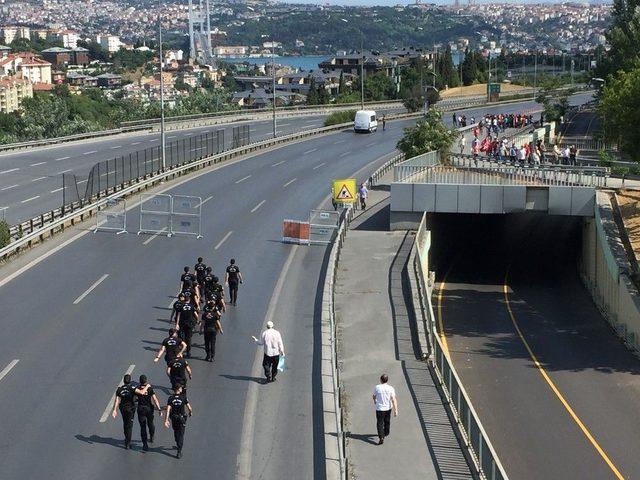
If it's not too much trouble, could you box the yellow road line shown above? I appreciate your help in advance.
[503,274,625,480]
[437,279,450,358]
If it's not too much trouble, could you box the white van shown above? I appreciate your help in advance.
[354,110,378,133]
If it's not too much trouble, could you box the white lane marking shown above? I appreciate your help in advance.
[202,195,213,205]
[78,179,87,184]
[334,140,346,144]
[31,176,46,182]
[278,123,290,127]
[83,150,98,155]
[236,245,298,478]
[303,148,318,155]
[214,230,233,250]
[1,184,19,191]
[50,187,63,193]
[366,141,377,147]
[168,136,177,139]
[149,139,156,143]
[235,175,251,184]
[0,359,19,383]
[131,142,140,145]
[272,160,285,167]
[54,156,70,161]
[313,162,326,170]
[250,200,266,213]
[99,364,135,423]
[73,274,109,305]
[21,196,40,204]
[283,178,297,188]
[142,228,166,246]
[0,168,19,175]
[57,169,72,174]
[110,145,122,150]
[29,161,46,167]
[339,151,351,157]
[0,206,7,212]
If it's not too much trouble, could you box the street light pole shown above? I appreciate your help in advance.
[158,2,166,170]
[272,46,276,138]
[533,50,537,101]
[360,36,365,110]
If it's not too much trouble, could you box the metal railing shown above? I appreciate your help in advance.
[414,213,509,480]
[368,152,405,186]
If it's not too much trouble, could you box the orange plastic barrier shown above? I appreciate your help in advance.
[282,219,310,245]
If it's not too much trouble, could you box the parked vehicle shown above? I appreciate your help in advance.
[354,110,378,133]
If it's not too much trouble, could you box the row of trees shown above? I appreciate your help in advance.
[595,0,640,160]
[0,84,234,144]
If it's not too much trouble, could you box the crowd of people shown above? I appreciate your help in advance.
[454,111,578,166]
[110,256,266,459]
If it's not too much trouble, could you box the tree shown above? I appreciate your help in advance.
[597,0,640,79]
[363,72,396,101]
[338,71,346,94]
[307,77,319,105]
[436,46,459,89]
[396,108,459,159]
[597,64,640,161]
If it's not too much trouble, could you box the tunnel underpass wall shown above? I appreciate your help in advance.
[579,192,640,351]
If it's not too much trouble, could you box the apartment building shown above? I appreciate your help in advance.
[96,34,121,53]
[0,76,33,113]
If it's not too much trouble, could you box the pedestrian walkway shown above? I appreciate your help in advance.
[334,188,473,479]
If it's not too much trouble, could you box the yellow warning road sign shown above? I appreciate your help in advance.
[333,178,357,203]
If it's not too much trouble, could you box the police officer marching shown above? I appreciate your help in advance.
[165,384,192,459]
[224,258,243,306]
[176,293,199,357]
[111,374,136,449]
[201,299,223,362]
[154,328,187,366]
[134,375,162,451]
[167,353,192,392]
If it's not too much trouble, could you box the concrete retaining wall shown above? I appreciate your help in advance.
[579,191,640,352]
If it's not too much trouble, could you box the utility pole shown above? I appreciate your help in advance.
[360,36,365,110]
[205,0,212,59]
[533,51,537,101]
[158,2,166,170]
[272,47,276,138]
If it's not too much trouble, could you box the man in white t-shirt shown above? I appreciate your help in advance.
[372,374,398,445]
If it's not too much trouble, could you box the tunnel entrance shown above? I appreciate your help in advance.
[427,212,583,288]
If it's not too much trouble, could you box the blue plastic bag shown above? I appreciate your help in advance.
[277,355,286,372]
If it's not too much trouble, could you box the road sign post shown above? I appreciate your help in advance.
[332,178,358,206]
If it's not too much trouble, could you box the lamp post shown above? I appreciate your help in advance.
[341,18,365,110]
[158,2,166,170]
[272,45,276,138]
[423,71,438,114]
[533,50,538,101]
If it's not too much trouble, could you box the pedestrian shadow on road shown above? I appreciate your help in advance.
[344,432,378,445]
[220,374,264,384]
[75,434,177,458]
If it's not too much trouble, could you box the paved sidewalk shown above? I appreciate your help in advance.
[334,189,473,479]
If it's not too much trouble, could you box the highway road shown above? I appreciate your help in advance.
[0,114,422,479]
[0,93,592,226]
[0,93,596,479]
[432,212,640,480]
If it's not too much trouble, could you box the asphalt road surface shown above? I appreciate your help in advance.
[0,93,592,225]
[431,213,640,480]
[0,116,421,480]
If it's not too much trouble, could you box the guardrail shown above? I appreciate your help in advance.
[368,152,405,186]
[0,125,151,153]
[413,212,509,480]
[321,204,354,480]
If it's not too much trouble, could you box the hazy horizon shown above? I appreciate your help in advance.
[276,0,611,6]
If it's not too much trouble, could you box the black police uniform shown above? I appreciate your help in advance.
[202,273,215,297]
[168,357,189,391]
[178,302,197,356]
[226,264,241,304]
[136,385,156,446]
[194,262,207,286]
[180,272,196,285]
[115,383,136,448]
[171,298,184,323]
[167,393,189,454]
[202,306,220,361]
[162,335,183,364]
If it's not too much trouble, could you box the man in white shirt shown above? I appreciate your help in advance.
[252,321,285,383]
[372,374,398,445]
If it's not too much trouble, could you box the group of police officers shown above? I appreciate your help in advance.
[111,257,243,458]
